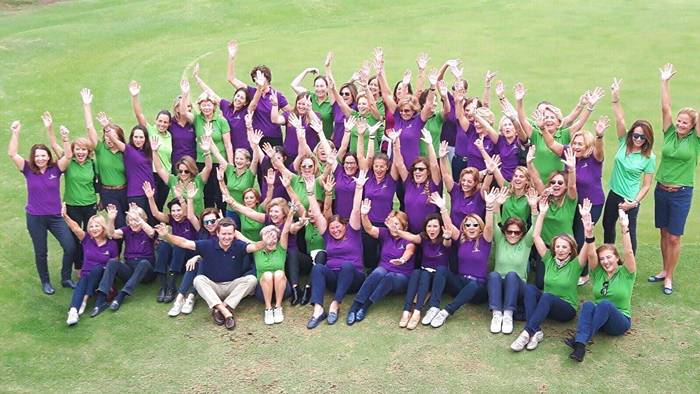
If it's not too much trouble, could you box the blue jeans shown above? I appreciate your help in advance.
[26,213,77,284]
[602,190,639,254]
[155,242,194,274]
[69,266,104,309]
[487,271,525,312]
[524,284,576,334]
[654,184,693,236]
[361,222,385,271]
[97,257,155,296]
[451,154,469,181]
[574,202,603,276]
[432,266,487,314]
[178,270,198,295]
[99,188,127,228]
[353,267,408,306]
[574,300,631,343]
[310,263,366,306]
[286,249,312,286]
[403,269,436,311]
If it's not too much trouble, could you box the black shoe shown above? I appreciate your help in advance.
[306,312,328,329]
[563,336,576,349]
[300,285,312,306]
[90,302,109,318]
[109,300,121,311]
[569,342,586,362]
[162,287,176,303]
[156,288,166,303]
[61,279,77,289]
[42,282,55,295]
[290,286,302,306]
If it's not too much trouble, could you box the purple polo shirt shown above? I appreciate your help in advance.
[403,178,440,233]
[333,165,357,219]
[124,144,155,197]
[496,135,522,181]
[120,226,155,260]
[364,171,397,223]
[21,161,62,215]
[331,102,357,148]
[246,86,288,139]
[440,93,457,146]
[456,235,491,280]
[565,146,605,205]
[450,187,486,226]
[258,157,289,201]
[421,238,449,270]
[170,215,197,240]
[377,227,414,276]
[394,110,425,167]
[80,237,119,276]
[220,100,251,151]
[169,121,196,165]
[454,123,494,170]
[282,112,320,155]
[324,226,363,272]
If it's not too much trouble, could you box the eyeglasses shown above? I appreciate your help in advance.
[203,219,217,226]
[550,180,565,186]
[464,223,480,228]
[340,91,352,97]
[413,167,427,172]
[178,169,191,174]
[632,133,647,141]
[344,161,357,166]
[600,280,610,296]
[506,230,522,236]
[301,164,314,169]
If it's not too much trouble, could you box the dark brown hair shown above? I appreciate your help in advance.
[250,65,272,83]
[129,125,152,159]
[626,120,654,157]
[27,144,55,173]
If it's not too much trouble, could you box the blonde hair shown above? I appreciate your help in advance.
[508,166,531,194]
[458,167,481,196]
[678,107,698,128]
[459,214,485,244]
[398,95,420,113]
[71,137,94,156]
[475,107,495,125]
[267,198,290,217]
[386,210,409,231]
[126,206,147,222]
[87,215,108,238]
[235,148,251,162]
[571,130,595,158]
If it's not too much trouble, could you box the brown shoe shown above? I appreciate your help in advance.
[212,308,225,325]
[224,315,236,330]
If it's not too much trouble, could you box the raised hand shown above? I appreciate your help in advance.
[96,112,110,127]
[280,173,292,188]
[185,182,198,199]
[385,128,402,142]
[80,88,92,105]
[367,121,381,137]
[484,187,500,206]
[269,89,279,107]
[445,59,461,69]
[303,175,316,193]
[538,195,550,214]
[216,165,225,181]
[261,142,275,158]
[150,135,161,151]
[288,113,303,130]
[474,136,484,151]
[154,223,169,237]
[227,40,238,58]
[416,52,430,71]
[532,109,545,129]
[594,115,609,137]
[323,174,336,193]
[106,204,118,220]
[610,78,622,102]
[352,169,368,187]
[450,64,464,81]
[526,145,536,164]
[324,51,334,67]
[438,140,449,159]
[308,117,323,135]
[264,168,276,185]
[180,79,190,94]
[192,63,200,78]
[581,210,593,235]
[578,198,592,217]
[254,70,267,87]
[514,82,526,101]
[586,87,605,107]
[562,146,576,171]
[442,225,452,240]
[453,86,465,102]
[437,79,448,97]
[359,61,371,81]
[526,187,539,208]
[59,125,70,139]
[484,70,497,85]
[484,154,499,174]
[495,80,505,99]
[360,198,372,215]
[199,135,212,152]
[203,122,214,138]
[429,191,446,210]
[142,181,155,198]
[420,127,433,146]
[495,186,510,205]
[10,121,21,134]
[402,69,412,87]
[41,112,53,128]
[659,63,676,81]
[249,129,263,146]
[244,112,254,129]
[427,68,439,87]
[128,81,140,97]
[373,47,383,66]
[344,115,357,132]
[356,117,368,136]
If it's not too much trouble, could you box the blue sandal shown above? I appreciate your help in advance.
[648,275,666,283]
[662,287,673,295]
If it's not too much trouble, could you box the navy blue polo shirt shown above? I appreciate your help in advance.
[194,239,251,282]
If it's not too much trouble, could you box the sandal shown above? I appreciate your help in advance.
[647,275,666,283]
[662,287,673,295]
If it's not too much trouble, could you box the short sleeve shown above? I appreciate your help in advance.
[278,92,289,108]
[218,117,230,134]
[194,239,208,255]
[643,154,657,173]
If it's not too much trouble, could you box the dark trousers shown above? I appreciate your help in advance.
[26,213,76,284]
[403,269,437,311]
[602,190,640,254]
[99,187,127,228]
[451,154,469,181]
[487,271,525,312]
[309,263,366,306]
[66,204,97,269]
[97,258,155,296]
[524,284,576,334]
[178,270,198,295]
[574,300,631,343]
[224,209,242,231]
[353,267,408,306]
[286,249,312,286]
[69,266,104,309]
[432,266,487,314]
[361,222,384,271]
[198,162,225,213]
[153,173,170,212]
[155,242,194,274]
[127,195,156,226]
[573,202,603,276]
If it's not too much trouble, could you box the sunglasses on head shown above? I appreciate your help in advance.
[600,280,610,296]
[550,180,565,186]
[203,218,216,225]
[464,223,480,228]
[631,133,646,141]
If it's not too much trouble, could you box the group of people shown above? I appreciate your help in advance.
[9,39,699,362]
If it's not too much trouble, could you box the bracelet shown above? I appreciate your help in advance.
[611,100,619,104]
[369,136,375,140]
[586,106,595,112]
[585,236,595,244]
[596,135,604,139]
[440,208,448,213]
[621,229,630,234]
[306,192,314,196]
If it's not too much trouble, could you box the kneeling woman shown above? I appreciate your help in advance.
[305,174,366,328]
[510,198,590,352]
[567,209,636,362]
[347,205,416,325]
[63,210,119,326]
[424,190,498,328]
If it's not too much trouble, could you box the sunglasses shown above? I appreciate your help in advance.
[400,109,413,114]
[203,219,217,225]
[413,167,427,172]
[340,91,352,97]
[301,164,314,169]
[178,169,191,174]
[600,280,610,296]
[550,180,565,186]
[506,230,522,236]
[464,223,480,228]
[631,133,647,141]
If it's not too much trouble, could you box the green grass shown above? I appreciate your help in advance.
[1,0,700,392]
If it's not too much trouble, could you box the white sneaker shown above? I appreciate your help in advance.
[181,294,195,314]
[526,330,544,350]
[501,314,514,334]
[430,309,450,328]
[78,300,87,316]
[490,312,503,334]
[168,298,184,317]
[510,330,530,352]
[422,307,440,325]
[273,307,284,323]
[264,308,274,325]
[66,308,79,326]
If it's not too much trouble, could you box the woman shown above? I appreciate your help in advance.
[129,80,172,210]
[396,213,452,330]
[423,190,497,328]
[329,149,360,220]
[486,164,534,226]
[567,209,636,362]
[329,73,384,153]
[486,188,539,334]
[603,78,655,256]
[419,80,451,157]
[347,204,415,325]
[82,89,128,229]
[528,146,578,289]
[104,123,156,224]
[451,89,490,176]
[493,82,529,180]
[178,79,232,212]
[62,210,118,326]
[170,87,197,168]
[330,82,358,149]
[291,63,334,139]
[271,91,319,161]
[305,173,367,328]
[438,140,487,228]
[91,204,157,316]
[44,112,98,271]
[652,63,700,295]
[510,198,589,352]
[8,121,76,294]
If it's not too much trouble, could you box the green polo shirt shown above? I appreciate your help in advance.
[241,205,265,242]
[224,167,255,207]
[500,183,530,224]
[609,137,656,200]
[529,121,571,180]
[541,195,577,244]
[94,141,126,187]
[148,124,172,173]
[291,174,324,209]
[311,92,334,140]
[254,244,286,279]
[420,112,443,157]
[193,113,230,163]
[542,251,582,311]
[492,212,536,280]
[656,125,700,187]
[591,265,636,318]
[167,174,205,215]
[305,224,325,251]
[64,158,98,206]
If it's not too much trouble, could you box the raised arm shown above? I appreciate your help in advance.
[226,40,247,89]
[192,63,222,103]
[482,70,496,109]
[179,79,195,124]
[618,209,636,273]
[514,83,533,138]
[261,142,294,179]
[291,67,317,95]
[42,112,63,158]
[610,78,627,138]
[561,92,587,128]
[155,224,197,251]
[562,147,577,200]
[186,191,201,232]
[128,81,148,127]
[279,204,296,250]
[532,197,549,257]
[453,88,470,131]
[438,141,454,192]
[660,63,676,131]
[80,89,99,148]
[360,198,379,238]
[592,116,608,162]
[579,200,596,270]
[349,170,367,231]
[8,121,24,170]
[390,130,409,181]
[421,128,441,185]
[437,80,451,119]
[199,135,214,182]
[415,53,429,95]
[420,69,438,122]
[143,182,169,223]
[105,204,122,239]
[304,176,327,234]
[482,187,505,243]
[150,136,170,183]
[56,126,73,171]
[429,192,459,241]
[328,76,353,117]
[569,88,604,133]
[526,146,545,193]
[62,204,86,241]
[540,123,564,156]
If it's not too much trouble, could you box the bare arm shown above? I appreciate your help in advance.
[7,122,25,170]
[360,199,379,238]
[226,40,247,89]
[128,81,148,127]
[186,194,201,232]
[481,70,496,109]
[610,78,627,138]
[160,230,197,251]
[62,205,86,241]
[618,210,636,273]
[526,146,545,193]
[56,126,73,171]
[193,65,222,103]
[532,199,549,257]
[291,67,316,95]
[541,126,564,156]
[561,93,586,128]
[42,112,63,158]
[438,142,454,192]
[144,182,170,223]
[279,208,295,250]
[514,83,533,138]
[391,134,409,181]
[660,63,675,131]
[180,79,195,124]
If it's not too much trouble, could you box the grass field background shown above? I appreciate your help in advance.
[1,0,699,392]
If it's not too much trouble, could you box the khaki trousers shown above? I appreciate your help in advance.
[193,274,257,309]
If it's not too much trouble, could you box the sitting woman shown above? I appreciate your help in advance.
[424,190,498,328]
[63,209,119,326]
[347,205,416,325]
[397,213,452,330]
[567,209,636,362]
[305,173,367,329]
[510,198,591,352]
